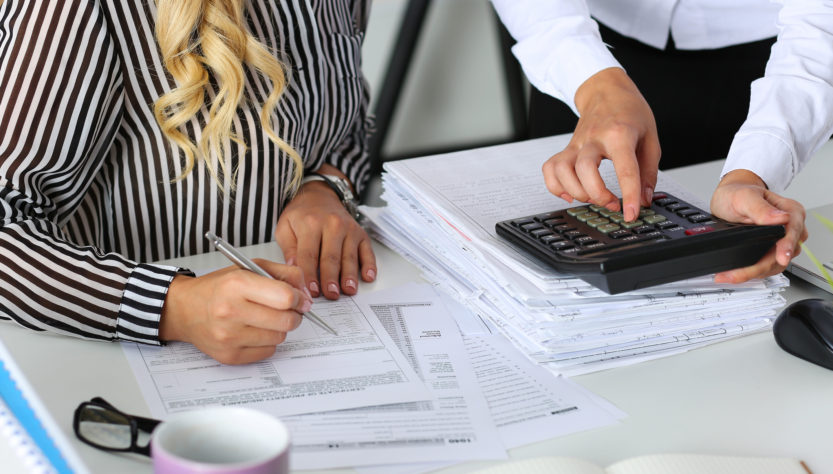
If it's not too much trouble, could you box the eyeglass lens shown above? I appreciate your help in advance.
[77,404,133,450]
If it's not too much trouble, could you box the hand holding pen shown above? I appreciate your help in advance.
[158,235,326,365]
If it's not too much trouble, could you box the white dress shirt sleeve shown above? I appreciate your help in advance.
[722,0,833,192]
[491,0,622,115]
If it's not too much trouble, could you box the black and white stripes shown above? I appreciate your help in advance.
[0,0,371,345]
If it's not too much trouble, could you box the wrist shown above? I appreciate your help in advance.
[160,274,192,342]
[574,67,633,114]
[719,169,767,189]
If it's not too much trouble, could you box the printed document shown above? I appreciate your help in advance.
[122,295,430,418]
[286,283,506,470]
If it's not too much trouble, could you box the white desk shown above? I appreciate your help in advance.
[2,142,833,474]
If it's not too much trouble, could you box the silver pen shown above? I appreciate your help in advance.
[204,231,338,336]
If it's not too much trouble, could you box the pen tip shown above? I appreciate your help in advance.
[205,231,216,241]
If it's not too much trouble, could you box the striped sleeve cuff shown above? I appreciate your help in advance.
[116,263,191,345]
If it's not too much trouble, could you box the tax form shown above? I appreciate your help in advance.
[122,296,430,417]
[285,283,506,470]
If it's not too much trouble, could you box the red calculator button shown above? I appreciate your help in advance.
[652,192,668,201]
[685,226,714,236]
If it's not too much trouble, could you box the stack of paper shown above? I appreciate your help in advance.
[363,136,788,376]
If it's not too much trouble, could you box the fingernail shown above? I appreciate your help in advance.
[643,186,653,205]
[309,281,319,295]
[367,269,376,280]
[769,209,788,216]
[303,287,312,299]
[344,279,357,291]
[328,282,339,294]
[626,204,638,222]
[560,193,573,203]
[286,257,295,266]
[605,200,619,211]
[300,299,312,313]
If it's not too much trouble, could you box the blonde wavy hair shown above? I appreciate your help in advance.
[153,0,303,193]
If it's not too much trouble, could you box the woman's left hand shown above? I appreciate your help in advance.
[275,173,377,300]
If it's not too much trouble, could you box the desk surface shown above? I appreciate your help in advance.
[2,141,833,474]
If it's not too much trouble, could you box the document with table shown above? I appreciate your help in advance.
[123,282,623,471]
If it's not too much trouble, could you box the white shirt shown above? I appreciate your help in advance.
[493,0,833,192]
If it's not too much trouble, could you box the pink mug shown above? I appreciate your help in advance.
[151,407,290,474]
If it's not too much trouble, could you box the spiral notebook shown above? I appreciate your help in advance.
[0,340,87,474]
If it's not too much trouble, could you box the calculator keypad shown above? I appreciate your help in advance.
[507,192,718,258]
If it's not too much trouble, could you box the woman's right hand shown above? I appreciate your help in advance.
[159,260,312,365]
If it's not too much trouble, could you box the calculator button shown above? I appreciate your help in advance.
[512,218,535,227]
[563,230,585,240]
[589,204,606,212]
[567,207,591,216]
[576,212,599,222]
[551,241,575,251]
[609,213,625,223]
[608,229,632,239]
[531,228,553,238]
[521,222,544,232]
[599,208,617,217]
[663,225,685,232]
[685,225,715,235]
[535,212,565,222]
[676,209,699,217]
[652,193,668,201]
[638,208,656,217]
[621,219,644,229]
[687,214,712,223]
[540,235,565,244]
[665,203,688,212]
[654,198,676,206]
[655,221,677,229]
[597,223,621,234]
[543,217,565,227]
[632,225,657,234]
[575,236,598,246]
[553,224,577,233]
[587,217,610,228]
[643,214,667,225]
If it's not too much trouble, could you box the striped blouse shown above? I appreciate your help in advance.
[0,0,371,345]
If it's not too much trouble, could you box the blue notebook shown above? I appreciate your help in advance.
[0,340,86,473]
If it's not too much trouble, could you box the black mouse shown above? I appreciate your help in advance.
[773,298,833,371]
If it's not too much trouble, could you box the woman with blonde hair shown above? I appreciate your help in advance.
[0,0,375,364]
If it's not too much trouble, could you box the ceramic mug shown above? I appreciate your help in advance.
[151,407,290,474]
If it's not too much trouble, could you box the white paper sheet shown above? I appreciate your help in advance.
[285,283,506,470]
[122,295,431,418]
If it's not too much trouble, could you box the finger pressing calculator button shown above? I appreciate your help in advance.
[621,220,644,229]
[685,225,715,235]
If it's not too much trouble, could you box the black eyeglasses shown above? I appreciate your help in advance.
[73,397,161,456]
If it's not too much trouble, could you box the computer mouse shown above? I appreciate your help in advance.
[773,298,833,371]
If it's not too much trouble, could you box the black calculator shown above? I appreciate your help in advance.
[495,192,785,294]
